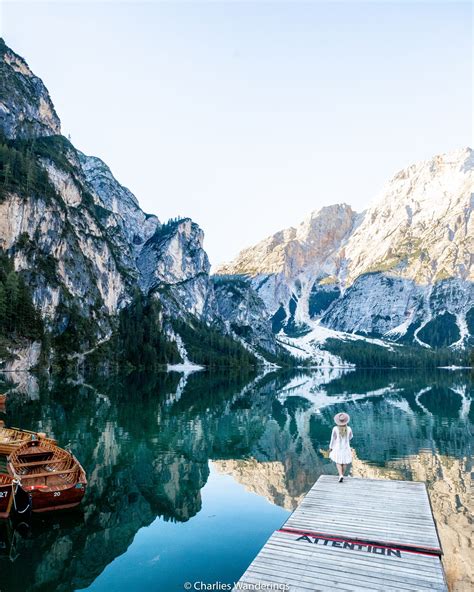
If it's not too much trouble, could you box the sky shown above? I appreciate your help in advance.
[1,1,472,267]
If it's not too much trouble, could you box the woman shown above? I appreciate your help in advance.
[329,412,353,482]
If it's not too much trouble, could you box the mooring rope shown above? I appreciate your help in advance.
[11,479,31,515]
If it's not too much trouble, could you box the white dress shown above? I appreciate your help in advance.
[329,426,353,464]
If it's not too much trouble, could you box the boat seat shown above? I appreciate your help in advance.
[16,459,64,467]
[14,468,77,478]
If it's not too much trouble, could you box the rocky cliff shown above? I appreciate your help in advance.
[217,204,358,327]
[0,38,282,367]
[217,149,474,356]
[0,40,60,139]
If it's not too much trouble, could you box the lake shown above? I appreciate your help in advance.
[0,368,472,592]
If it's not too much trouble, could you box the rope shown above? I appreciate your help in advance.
[11,479,31,515]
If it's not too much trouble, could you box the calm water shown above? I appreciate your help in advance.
[0,368,472,592]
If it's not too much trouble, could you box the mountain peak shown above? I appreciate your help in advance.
[391,146,473,184]
[216,203,358,278]
[0,37,61,139]
[337,146,474,285]
[309,203,354,217]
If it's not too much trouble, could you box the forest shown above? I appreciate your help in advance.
[0,130,58,202]
[325,338,471,369]
[172,317,258,369]
[0,251,43,358]
[86,292,260,373]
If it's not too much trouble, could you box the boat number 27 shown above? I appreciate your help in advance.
[53,492,61,497]
[0,492,7,498]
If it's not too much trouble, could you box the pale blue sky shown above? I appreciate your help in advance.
[1,1,472,266]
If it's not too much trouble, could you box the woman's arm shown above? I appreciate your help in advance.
[349,427,353,440]
[329,427,337,450]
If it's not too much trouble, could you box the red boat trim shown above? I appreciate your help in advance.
[32,501,82,513]
[277,527,442,557]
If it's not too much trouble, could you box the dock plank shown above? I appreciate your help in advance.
[233,476,447,592]
[285,476,441,552]
[258,541,446,585]
[239,532,446,591]
[262,539,445,576]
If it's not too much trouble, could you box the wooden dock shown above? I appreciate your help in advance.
[234,476,447,591]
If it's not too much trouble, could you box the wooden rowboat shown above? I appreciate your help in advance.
[8,440,87,513]
[0,427,56,456]
[0,474,13,519]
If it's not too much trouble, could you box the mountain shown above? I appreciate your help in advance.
[0,38,287,370]
[217,149,474,361]
[1,37,471,370]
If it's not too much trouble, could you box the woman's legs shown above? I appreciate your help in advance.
[336,463,344,477]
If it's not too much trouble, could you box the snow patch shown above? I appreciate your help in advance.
[384,310,415,338]
[167,362,204,374]
[166,329,204,373]
[277,319,399,367]
[451,313,469,349]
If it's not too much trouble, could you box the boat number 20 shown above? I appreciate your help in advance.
[53,492,61,497]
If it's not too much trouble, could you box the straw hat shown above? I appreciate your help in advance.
[334,412,350,426]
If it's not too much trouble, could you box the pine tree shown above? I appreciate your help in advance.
[0,253,44,343]
[0,284,6,329]
[4,270,19,333]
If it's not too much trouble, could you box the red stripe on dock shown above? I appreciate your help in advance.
[277,527,442,557]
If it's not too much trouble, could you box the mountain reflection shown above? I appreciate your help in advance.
[0,368,472,592]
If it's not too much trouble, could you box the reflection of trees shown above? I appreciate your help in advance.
[222,369,473,592]
[0,368,471,592]
[0,370,269,591]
